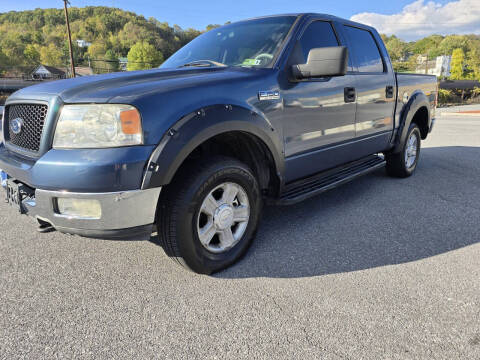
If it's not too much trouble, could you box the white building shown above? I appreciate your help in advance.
[416,55,451,77]
[433,55,452,78]
[76,39,92,48]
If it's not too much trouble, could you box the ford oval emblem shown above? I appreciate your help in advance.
[10,118,24,135]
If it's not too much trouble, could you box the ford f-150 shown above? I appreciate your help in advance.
[0,14,437,273]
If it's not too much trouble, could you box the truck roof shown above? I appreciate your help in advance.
[237,13,375,32]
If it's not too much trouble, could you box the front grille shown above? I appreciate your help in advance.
[5,104,48,152]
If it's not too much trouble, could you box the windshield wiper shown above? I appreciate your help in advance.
[178,60,227,68]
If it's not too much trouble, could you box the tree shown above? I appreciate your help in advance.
[23,44,40,64]
[450,48,466,80]
[39,43,63,66]
[385,36,408,61]
[206,24,221,31]
[103,50,119,72]
[127,41,163,70]
[438,35,470,56]
[466,45,480,81]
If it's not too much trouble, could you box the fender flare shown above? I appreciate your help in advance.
[141,104,285,189]
[392,91,431,153]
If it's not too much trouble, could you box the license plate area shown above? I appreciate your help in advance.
[5,179,26,214]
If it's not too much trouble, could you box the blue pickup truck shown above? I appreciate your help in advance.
[0,14,436,273]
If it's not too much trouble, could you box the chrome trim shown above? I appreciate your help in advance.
[22,187,161,231]
[4,96,63,159]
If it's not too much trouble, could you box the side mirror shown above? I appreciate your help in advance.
[292,46,348,80]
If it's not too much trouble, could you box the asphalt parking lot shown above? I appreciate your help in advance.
[1,112,479,359]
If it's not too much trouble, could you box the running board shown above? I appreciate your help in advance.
[277,155,385,205]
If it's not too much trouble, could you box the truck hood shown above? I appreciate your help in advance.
[10,67,258,103]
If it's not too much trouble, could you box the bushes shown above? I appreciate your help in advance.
[438,89,454,104]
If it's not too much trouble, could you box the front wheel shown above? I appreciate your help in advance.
[157,156,262,274]
[385,123,421,178]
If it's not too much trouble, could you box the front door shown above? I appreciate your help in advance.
[282,20,357,182]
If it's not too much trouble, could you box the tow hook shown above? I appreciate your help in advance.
[37,219,56,233]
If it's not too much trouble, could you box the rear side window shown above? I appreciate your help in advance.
[297,21,339,63]
[344,26,384,73]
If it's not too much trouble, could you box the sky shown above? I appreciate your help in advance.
[1,0,479,40]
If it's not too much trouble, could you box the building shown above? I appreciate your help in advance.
[76,39,92,48]
[31,65,66,80]
[415,55,451,78]
[118,57,128,71]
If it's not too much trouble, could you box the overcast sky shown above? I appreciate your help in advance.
[1,0,479,41]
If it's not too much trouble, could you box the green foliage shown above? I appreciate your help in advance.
[450,48,466,80]
[1,5,479,81]
[127,41,163,70]
[39,43,63,66]
[438,89,454,104]
[411,35,443,57]
[466,45,480,81]
[0,6,203,71]
[472,87,480,98]
[384,35,408,62]
[23,44,40,64]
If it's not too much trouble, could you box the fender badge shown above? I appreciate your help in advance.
[258,90,280,101]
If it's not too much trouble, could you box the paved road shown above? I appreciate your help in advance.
[1,115,479,359]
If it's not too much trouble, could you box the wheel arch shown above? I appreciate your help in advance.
[393,91,431,153]
[141,104,285,194]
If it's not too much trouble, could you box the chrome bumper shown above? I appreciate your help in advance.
[6,186,161,239]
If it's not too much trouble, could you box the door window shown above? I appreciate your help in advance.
[344,26,384,73]
[291,21,339,65]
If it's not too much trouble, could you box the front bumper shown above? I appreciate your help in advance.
[2,181,161,240]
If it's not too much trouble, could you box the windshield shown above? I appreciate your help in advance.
[161,16,297,69]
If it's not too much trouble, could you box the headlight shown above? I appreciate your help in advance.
[53,104,143,148]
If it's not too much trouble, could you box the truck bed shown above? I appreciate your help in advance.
[395,72,437,119]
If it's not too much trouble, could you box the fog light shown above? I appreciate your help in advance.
[56,198,102,219]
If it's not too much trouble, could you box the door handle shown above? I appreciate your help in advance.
[344,87,356,103]
[386,85,394,98]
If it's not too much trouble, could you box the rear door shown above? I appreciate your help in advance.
[282,20,357,181]
[341,25,395,153]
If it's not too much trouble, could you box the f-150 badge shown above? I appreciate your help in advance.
[258,90,280,101]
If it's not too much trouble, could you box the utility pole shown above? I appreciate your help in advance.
[425,54,428,75]
[62,0,76,78]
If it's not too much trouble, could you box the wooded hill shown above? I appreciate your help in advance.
[0,7,479,80]
[0,6,218,72]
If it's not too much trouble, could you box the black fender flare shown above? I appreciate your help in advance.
[141,104,285,189]
[392,91,431,153]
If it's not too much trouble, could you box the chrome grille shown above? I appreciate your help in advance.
[5,104,48,152]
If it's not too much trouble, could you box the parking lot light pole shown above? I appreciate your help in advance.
[62,0,76,78]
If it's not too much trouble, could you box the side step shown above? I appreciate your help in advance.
[277,155,385,205]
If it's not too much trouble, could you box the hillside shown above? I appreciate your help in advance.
[0,6,210,72]
[0,7,479,80]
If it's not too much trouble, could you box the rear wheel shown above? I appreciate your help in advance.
[386,123,421,178]
[157,156,262,274]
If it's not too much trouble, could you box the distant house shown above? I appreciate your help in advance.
[118,57,128,71]
[31,65,66,80]
[76,39,92,48]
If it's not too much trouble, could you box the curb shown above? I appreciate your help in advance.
[439,112,480,117]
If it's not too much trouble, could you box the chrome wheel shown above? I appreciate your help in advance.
[197,182,250,253]
[405,132,418,169]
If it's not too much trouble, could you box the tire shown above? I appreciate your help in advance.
[157,156,262,274]
[386,123,421,178]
